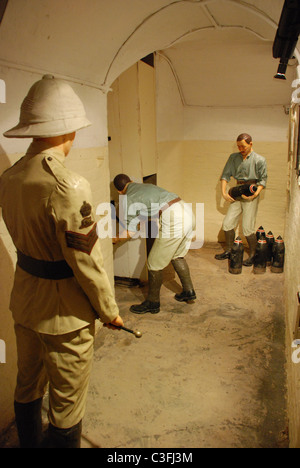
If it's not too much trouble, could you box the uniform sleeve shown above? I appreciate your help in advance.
[255,158,268,187]
[120,195,142,232]
[48,175,119,324]
[220,154,234,182]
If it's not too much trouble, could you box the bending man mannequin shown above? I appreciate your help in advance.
[0,75,123,448]
[113,174,196,314]
[215,133,267,266]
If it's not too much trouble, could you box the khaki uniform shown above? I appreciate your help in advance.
[0,140,119,427]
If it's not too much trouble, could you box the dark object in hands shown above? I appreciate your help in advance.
[228,184,258,200]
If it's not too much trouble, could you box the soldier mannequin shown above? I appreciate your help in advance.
[113,174,196,314]
[0,75,124,448]
[215,134,267,265]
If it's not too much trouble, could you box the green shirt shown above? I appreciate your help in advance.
[121,182,179,232]
[221,151,267,187]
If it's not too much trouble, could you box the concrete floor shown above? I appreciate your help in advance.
[82,244,288,448]
[1,244,288,448]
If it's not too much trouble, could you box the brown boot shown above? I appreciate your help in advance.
[171,257,196,302]
[243,233,257,266]
[215,229,235,260]
[130,270,162,314]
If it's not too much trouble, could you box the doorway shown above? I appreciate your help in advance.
[107,58,157,282]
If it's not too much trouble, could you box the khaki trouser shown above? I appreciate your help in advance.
[147,201,195,271]
[14,322,95,429]
[222,196,259,237]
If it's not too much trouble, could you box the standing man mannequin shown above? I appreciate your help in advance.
[0,75,124,448]
[113,174,196,314]
[215,134,267,265]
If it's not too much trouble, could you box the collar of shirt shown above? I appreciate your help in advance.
[241,151,253,161]
[26,140,66,164]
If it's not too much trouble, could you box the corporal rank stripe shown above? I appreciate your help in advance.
[65,223,98,254]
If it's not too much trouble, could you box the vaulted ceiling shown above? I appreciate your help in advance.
[0,0,297,106]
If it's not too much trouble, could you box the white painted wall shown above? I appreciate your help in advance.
[184,106,290,143]
[108,61,158,281]
[156,40,291,244]
[156,53,185,196]
[284,105,300,448]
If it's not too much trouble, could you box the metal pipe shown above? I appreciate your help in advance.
[110,324,142,338]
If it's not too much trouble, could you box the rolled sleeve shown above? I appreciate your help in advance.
[256,159,268,187]
[220,154,234,182]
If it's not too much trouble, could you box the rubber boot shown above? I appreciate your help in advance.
[130,270,162,314]
[14,398,43,448]
[243,233,257,266]
[171,257,196,302]
[47,421,82,448]
[215,229,235,260]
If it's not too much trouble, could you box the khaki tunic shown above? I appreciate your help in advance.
[0,140,119,425]
[0,140,119,335]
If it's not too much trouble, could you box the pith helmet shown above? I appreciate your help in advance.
[4,74,91,138]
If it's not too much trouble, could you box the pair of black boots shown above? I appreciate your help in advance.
[215,229,256,266]
[14,399,81,448]
[130,257,196,314]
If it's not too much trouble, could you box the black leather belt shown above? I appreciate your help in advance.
[17,250,74,280]
[236,179,257,185]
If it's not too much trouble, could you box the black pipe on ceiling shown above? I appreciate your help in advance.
[0,0,9,26]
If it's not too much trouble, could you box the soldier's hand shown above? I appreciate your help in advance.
[223,192,235,203]
[241,194,256,201]
[104,315,124,330]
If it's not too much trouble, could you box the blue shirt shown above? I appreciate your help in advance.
[221,151,267,187]
[121,182,179,232]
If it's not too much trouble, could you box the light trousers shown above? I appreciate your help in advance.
[14,322,95,429]
[147,201,195,271]
[222,196,259,237]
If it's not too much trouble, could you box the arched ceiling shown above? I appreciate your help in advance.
[0,0,297,106]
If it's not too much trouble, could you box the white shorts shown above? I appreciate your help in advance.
[147,201,195,271]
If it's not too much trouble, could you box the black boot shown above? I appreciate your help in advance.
[215,229,235,260]
[130,300,160,314]
[130,270,162,314]
[171,258,196,302]
[243,233,257,266]
[47,421,82,448]
[14,398,43,448]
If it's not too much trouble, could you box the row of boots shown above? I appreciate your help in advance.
[130,257,196,314]
[215,229,257,266]
[14,399,82,448]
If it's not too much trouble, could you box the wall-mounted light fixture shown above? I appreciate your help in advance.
[273,0,300,80]
[274,59,289,80]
